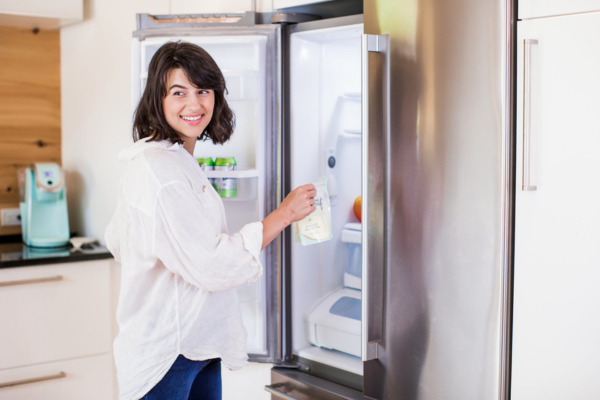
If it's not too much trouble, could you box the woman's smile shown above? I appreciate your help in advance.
[180,113,204,125]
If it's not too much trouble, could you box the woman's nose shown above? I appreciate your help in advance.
[187,98,202,112]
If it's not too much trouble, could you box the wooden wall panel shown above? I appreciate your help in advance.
[0,27,61,236]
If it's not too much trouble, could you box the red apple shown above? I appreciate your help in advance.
[354,196,361,222]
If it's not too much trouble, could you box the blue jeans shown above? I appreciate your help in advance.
[141,355,222,400]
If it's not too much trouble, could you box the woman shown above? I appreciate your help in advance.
[105,41,316,400]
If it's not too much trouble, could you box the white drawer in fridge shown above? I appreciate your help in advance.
[0,353,113,400]
[0,260,111,370]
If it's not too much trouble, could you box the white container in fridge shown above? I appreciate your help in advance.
[304,287,361,357]
[342,222,361,290]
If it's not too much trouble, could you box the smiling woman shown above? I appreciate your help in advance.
[132,41,235,150]
[105,41,317,400]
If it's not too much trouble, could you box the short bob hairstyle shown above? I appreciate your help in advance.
[133,41,235,145]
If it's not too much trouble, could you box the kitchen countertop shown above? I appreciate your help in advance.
[0,241,113,269]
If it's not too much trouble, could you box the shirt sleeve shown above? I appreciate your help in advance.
[153,181,263,292]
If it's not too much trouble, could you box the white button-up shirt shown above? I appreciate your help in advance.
[105,138,263,400]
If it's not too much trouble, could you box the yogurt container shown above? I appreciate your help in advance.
[197,157,216,190]
[214,157,237,198]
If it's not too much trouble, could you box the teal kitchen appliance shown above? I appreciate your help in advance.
[20,163,70,248]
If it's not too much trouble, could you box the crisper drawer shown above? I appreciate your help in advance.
[267,368,369,400]
[0,260,111,370]
[0,353,113,400]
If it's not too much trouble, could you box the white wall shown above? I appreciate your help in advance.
[62,1,273,399]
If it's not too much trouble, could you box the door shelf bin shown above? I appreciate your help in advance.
[205,169,259,202]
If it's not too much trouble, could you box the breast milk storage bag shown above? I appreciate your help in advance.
[297,176,333,246]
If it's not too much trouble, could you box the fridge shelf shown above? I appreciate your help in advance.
[220,195,256,202]
[342,129,361,136]
[204,168,259,178]
[342,92,361,99]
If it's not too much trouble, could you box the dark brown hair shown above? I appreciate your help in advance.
[133,41,235,145]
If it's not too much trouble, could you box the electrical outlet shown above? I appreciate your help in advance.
[1,208,21,227]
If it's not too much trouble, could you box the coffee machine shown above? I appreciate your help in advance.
[20,163,70,248]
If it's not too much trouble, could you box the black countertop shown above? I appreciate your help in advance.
[0,241,113,269]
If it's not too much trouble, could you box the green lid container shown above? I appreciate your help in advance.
[196,157,214,169]
[214,157,237,168]
[214,157,237,198]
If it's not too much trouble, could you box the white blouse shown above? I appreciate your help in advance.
[105,138,263,400]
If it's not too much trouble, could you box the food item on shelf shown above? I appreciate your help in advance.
[354,196,361,222]
[214,157,237,198]
[298,176,333,246]
[197,157,216,190]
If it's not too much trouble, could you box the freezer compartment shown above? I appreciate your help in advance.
[268,368,368,400]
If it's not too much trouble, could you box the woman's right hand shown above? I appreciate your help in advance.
[279,184,317,224]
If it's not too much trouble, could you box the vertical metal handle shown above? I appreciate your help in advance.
[523,39,538,191]
[362,34,387,362]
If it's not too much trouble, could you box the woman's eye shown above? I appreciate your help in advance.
[198,90,210,95]
[173,91,184,96]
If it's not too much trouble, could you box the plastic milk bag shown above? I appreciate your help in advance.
[297,176,333,246]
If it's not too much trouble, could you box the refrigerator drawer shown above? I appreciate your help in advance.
[268,368,369,400]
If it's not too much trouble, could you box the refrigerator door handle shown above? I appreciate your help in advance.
[523,39,538,191]
[361,34,388,362]
[264,383,300,400]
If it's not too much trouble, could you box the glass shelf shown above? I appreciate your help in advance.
[342,92,361,99]
[204,168,259,178]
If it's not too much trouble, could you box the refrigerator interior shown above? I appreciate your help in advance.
[133,35,269,355]
[289,23,364,375]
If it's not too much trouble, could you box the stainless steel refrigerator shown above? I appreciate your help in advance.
[132,0,515,397]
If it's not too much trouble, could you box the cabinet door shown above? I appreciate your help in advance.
[0,260,111,370]
[513,15,600,400]
[519,0,600,20]
[0,354,113,400]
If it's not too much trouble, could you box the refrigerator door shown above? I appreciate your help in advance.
[132,15,282,363]
[283,14,365,384]
[362,1,516,399]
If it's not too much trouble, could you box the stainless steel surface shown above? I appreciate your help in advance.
[0,371,66,389]
[522,38,538,191]
[271,368,370,400]
[364,0,515,399]
[500,3,517,398]
[361,33,387,362]
[0,275,63,287]
[265,383,300,400]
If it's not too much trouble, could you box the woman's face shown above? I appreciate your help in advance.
[162,68,215,141]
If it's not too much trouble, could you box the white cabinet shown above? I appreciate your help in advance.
[0,354,113,400]
[0,0,83,29]
[512,13,600,400]
[519,0,600,19]
[0,260,114,399]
